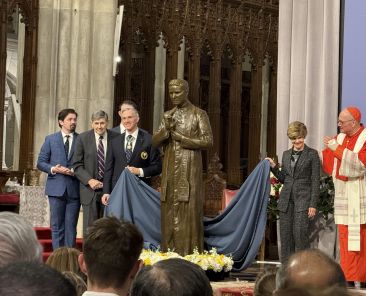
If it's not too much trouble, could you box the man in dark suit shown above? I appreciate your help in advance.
[37,108,80,250]
[102,107,162,205]
[111,100,139,134]
[72,110,118,237]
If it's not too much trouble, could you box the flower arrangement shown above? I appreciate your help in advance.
[140,248,234,272]
[268,173,282,221]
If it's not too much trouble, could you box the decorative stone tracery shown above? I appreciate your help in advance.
[116,0,279,186]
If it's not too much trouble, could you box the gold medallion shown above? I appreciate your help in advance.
[141,151,148,159]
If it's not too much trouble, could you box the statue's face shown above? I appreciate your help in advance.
[169,84,187,106]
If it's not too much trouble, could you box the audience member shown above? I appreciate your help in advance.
[78,216,143,296]
[254,270,277,296]
[0,212,42,267]
[63,271,87,296]
[274,287,315,296]
[276,249,347,291]
[46,247,86,282]
[0,261,76,296]
[274,286,350,296]
[130,258,213,296]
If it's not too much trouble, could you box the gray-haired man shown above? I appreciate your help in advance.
[72,110,119,236]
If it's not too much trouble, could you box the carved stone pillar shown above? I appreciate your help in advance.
[140,47,155,133]
[19,0,38,170]
[227,62,242,186]
[208,54,221,157]
[164,35,179,111]
[248,59,263,173]
[153,35,166,131]
[0,1,7,169]
[188,46,201,106]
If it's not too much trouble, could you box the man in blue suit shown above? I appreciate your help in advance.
[37,108,80,250]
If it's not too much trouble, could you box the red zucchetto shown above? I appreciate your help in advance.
[347,106,362,122]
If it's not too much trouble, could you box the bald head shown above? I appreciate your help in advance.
[338,108,361,136]
[277,249,346,290]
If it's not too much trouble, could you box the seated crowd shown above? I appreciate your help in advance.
[0,211,362,296]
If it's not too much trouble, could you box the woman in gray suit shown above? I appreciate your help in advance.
[266,121,320,263]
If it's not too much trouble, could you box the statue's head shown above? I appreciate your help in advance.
[168,79,189,107]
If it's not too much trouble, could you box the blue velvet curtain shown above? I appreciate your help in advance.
[105,160,270,271]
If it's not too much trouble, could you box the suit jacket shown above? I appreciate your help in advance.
[37,131,79,197]
[72,129,119,205]
[103,129,162,194]
[111,125,123,134]
[272,144,320,212]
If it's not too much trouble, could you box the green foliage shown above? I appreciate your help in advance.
[317,175,334,219]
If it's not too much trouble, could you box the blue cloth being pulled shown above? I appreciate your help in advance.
[105,160,270,271]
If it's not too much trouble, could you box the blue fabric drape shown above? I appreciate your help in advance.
[105,160,270,271]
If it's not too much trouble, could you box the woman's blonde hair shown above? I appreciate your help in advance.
[46,247,86,282]
[62,271,87,296]
[287,121,307,139]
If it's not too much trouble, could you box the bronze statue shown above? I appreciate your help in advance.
[152,79,213,255]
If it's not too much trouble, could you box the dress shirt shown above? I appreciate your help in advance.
[61,131,74,155]
[50,131,74,174]
[124,128,144,177]
[124,128,139,151]
[119,124,125,134]
[94,132,107,159]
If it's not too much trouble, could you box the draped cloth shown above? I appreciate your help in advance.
[105,160,270,271]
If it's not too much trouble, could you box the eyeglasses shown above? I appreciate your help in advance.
[337,119,354,125]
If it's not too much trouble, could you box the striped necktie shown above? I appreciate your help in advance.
[97,136,105,180]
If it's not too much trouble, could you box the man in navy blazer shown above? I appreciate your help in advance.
[102,107,162,205]
[72,110,119,236]
[37,109,80,250]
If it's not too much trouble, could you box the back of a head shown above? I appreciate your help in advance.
[274,286,317,296]
[275,286,350,296]
[278,249,346,290]
[131,258,213,296]
[46,247,82,275]
[0,212,42,267]
[254,272,276,296]
[62,271,87,296]
[0,261,76,296]
[83,217,143,290]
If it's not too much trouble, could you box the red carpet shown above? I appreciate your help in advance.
[34,227,83,261]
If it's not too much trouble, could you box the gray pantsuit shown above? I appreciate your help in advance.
[272,144,320,263]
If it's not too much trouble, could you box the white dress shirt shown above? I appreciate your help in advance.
[94,132,108,160]
[124,128,144,177]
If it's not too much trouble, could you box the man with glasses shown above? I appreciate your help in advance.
[323,106,366,286]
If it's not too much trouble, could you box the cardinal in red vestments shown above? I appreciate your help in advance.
[323,106,366,283]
